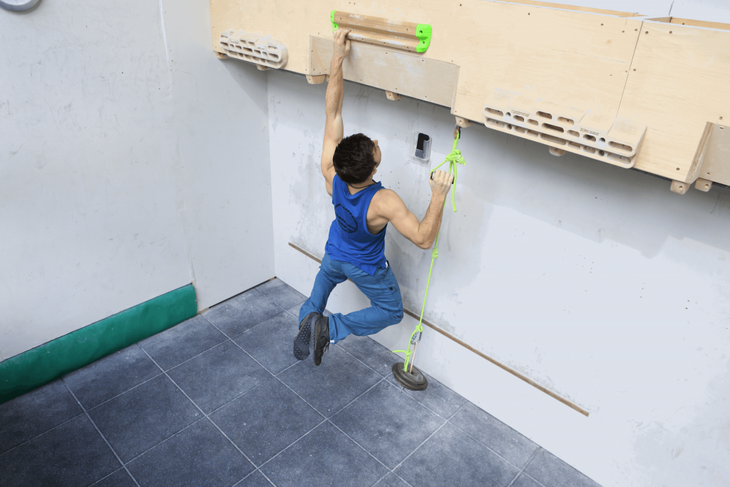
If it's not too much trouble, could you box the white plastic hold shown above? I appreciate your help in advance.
[219,30,288,69]
[482,89,647,169]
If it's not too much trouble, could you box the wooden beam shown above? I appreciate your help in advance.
[288,241,590,417]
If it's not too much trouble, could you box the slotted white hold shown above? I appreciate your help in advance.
[219,30,288,70]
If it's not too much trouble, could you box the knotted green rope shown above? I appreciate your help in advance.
[394,129,466,373]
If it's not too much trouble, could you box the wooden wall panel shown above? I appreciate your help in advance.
[210,0,730,192]
[618,20,730,183]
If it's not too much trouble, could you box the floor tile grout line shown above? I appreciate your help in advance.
[87,467,130,487]
[506,448,547,487]
[251,417,330,472]
[205,379,273,417]
[152,334,236,374]
[389,401,468,473]
[232,468,277,487]
[384,378,466,421]
[114,417,208,466]
[138,348,259,471]
[445,412,539,473]
[326,374,390,419]
[371,471,416,487]
[61,381,142,487]
[201,306,290,344]
[0,408,88,459]
[209,317,331,424]
[70,370,166,413]
[335,342,393,379]
[327,419,395,475]
[248,375,391,473]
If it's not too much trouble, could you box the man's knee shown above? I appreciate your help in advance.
[389,305,404,325]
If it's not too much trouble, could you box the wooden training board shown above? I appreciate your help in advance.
[309,36,458,107]
[210,0,730,192]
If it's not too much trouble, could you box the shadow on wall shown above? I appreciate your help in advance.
[222,60,270,115]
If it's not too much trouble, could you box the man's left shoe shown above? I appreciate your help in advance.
[313,315,330,366]
[293,312,319,361]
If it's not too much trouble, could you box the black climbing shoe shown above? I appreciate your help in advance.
[293,312,319,361]
[313,315,330,366]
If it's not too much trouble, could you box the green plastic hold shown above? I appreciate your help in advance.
[331,10,339,32]
[415,24,432,53]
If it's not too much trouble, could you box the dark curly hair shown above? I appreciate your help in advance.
[333,133,376,185]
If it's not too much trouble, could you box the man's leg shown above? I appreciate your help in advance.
[294,254,347,361]
[298,253,347,324]
[328,261,404,343]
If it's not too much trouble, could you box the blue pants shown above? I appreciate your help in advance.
[298,253,404,343]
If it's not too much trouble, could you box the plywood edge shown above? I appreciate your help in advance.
[490,0,641,18]
[645,17,730,31]
[686,122,714,183]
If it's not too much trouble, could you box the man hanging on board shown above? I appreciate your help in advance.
[293,29,454,366]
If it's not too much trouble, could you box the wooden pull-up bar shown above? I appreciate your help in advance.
[331,11,432,53]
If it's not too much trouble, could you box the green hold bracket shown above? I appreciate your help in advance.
[331,10,339,32]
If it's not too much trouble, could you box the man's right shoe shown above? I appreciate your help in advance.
[293,312,319,361]
[313,315,330,366]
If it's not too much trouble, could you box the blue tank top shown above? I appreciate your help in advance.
[325,174,387,275]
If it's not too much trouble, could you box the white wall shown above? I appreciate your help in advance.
[267,2,730,485]
[0,0,274,360]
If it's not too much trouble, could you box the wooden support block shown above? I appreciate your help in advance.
[219,30,288,69]
[256,65,269,71]
[386,91,402,101]
[331,11,432,53]
[671,181,689,195]
[306,75,326,84]
[549,147,566,157]
[698,123,730,186]
[455,117,472,128]
[309,36,458,107]
[214,51,227,59]
[695,178,713,192]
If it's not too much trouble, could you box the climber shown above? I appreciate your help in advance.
[293,28,453,366]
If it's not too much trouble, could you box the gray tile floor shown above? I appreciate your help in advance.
[0,278,602,487]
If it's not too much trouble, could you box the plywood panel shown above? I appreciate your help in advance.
[618,20,730,182]
[309,36,458,107]
[210,0,730,190]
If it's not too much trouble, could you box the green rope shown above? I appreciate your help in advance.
[393,129,466,373]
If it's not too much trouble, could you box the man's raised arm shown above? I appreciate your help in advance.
[321,29,351,196]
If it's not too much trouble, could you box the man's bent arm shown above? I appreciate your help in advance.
[321,29,351,195]
[377,170,454,250]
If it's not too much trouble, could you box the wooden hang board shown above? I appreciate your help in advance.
[210,0,730,191]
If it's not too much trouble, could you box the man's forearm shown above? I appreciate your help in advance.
[417,194,447,249]
[325,57,345,116]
